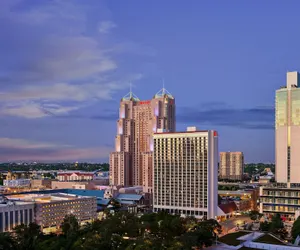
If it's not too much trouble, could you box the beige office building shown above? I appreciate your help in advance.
[110,88,176,193]
[153,127,219,219]
[7,193,97,232]
[276,71,300,184]
[219,152,244,180]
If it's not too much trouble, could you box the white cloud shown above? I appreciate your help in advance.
[0,73,143,118]
[0,102,81,118]
[0,73,143,102]
[98,21,117,33]
[0,1,147,119]
[0,137,68,149]
[0,137,112,162]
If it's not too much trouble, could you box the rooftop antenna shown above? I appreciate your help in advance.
[122,82,140,101]
[154,78,174,99]
[129,82,132,99]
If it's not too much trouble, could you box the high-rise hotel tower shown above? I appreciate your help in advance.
[260,72,300,221]
[153,127,219,219]
[276,71,300,185]
[109,88,175,192]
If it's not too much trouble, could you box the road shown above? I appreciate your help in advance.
[220,215,252,235]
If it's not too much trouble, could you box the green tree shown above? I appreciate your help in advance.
[13,222,42,250]
[61,214,79,237]
[181,219,222,249]
[260,221,271,231]
[249,210,263,221]
[60,214,80,250]
[110,198,121,209]
[0,232,16,250]
[292,216,300,241]
[269,214,284,233]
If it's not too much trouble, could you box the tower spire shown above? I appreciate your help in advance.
[122,82,140,101]
[154,78,174,99]
[129,82,132,99]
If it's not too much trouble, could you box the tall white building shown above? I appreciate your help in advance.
[276,71,300,184]
[260,72,300,221]
[153,127,218,219]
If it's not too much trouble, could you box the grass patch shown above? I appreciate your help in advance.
[253,234,286,245]
[219,231,250,246]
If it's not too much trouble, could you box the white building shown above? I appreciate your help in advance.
[57,171,95,181]
[276,71,300,184]
[4,179,31,187]
[153,127,218,219]
[260,72,300,221]
[6,193,97,232]
[0,198,35,232]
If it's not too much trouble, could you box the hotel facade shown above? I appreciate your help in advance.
[109,88,176,193]
[153,127,218,219]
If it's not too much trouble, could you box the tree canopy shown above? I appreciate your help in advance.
[0,212,222,250]
[292,216,300,241]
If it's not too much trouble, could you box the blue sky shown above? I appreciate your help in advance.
[0,0,299,163]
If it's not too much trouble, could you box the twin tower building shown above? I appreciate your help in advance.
[109,88,176,193]
[109,87,219,219]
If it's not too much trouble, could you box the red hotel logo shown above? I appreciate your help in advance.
[139,101,151,105]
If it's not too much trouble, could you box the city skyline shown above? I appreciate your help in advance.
[3,1,300,162]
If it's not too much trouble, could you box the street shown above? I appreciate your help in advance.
[220,215,252,235]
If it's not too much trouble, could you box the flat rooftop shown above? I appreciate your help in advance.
[5,193,91,203]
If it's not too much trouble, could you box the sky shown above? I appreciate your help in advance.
[1,0,300,163]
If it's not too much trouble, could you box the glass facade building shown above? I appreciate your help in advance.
[260,72,300,221]
[275,72,300,184]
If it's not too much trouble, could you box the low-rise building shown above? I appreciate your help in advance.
[116,194,146,206]
[6,193,97,232]
[57,171,95,181]
[5,171,31,180]
[4,179,31,188]
[0,198,35,232]
[30,179,52,189]
[218,188,258,211]
[51,181,89,190]
[260,186,300,221]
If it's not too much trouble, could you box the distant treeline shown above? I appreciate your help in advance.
[0,163,109,172]
[244,163,275,176]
